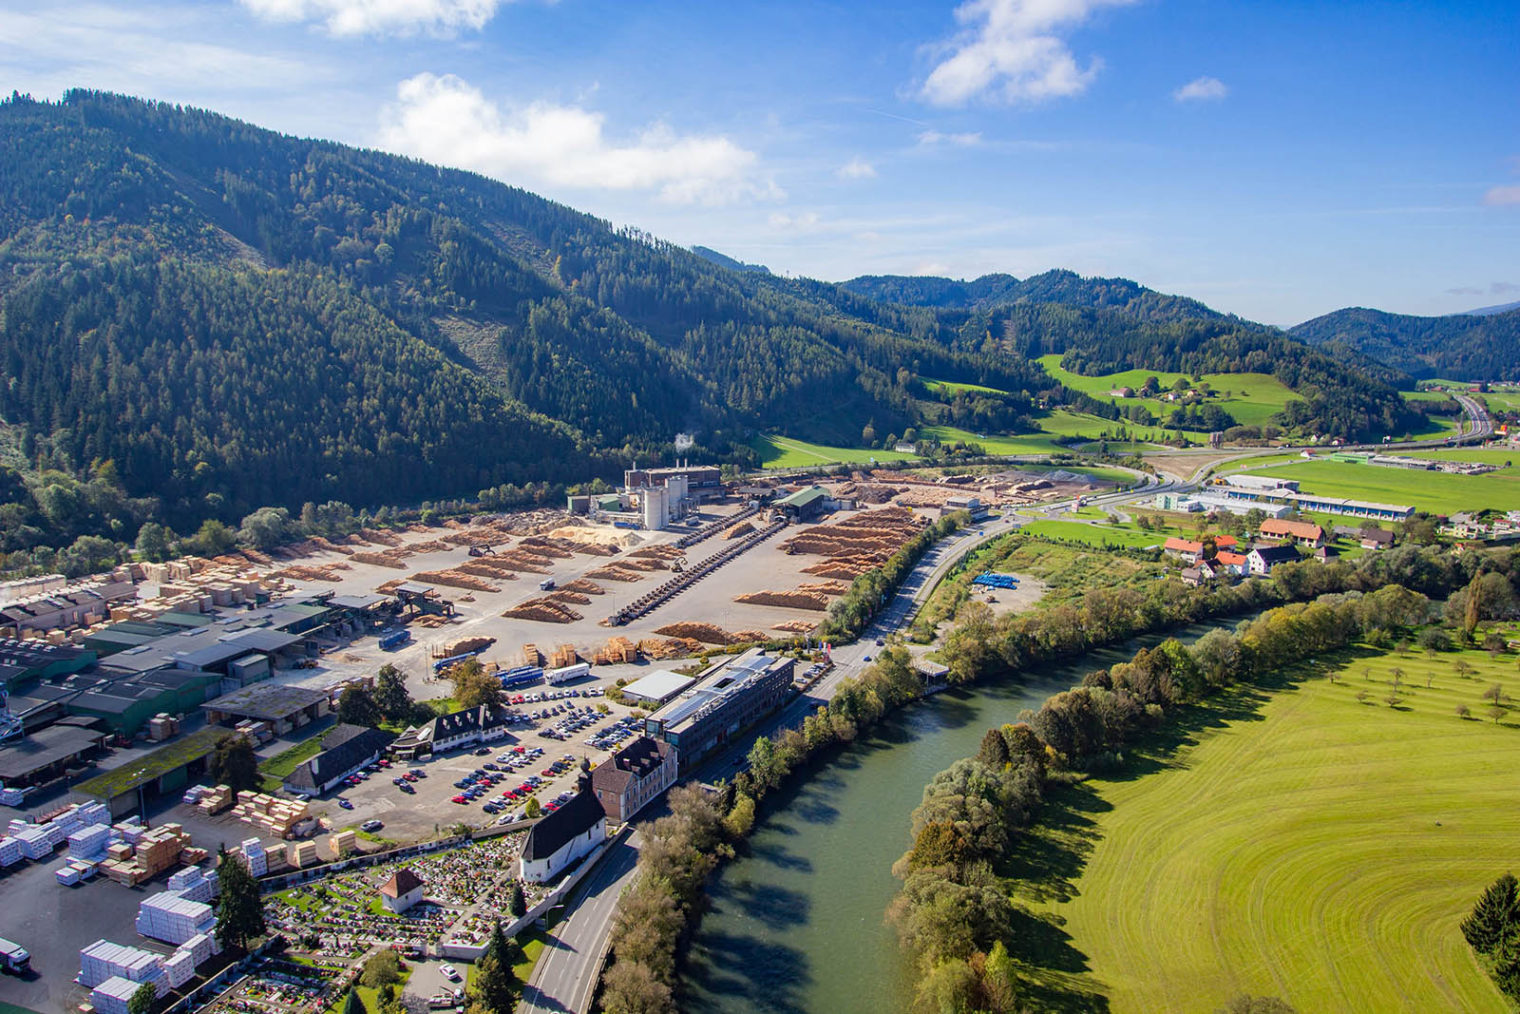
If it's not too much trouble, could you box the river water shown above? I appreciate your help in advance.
[682,619,1247,1014]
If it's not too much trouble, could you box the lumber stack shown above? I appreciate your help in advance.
[231,791,311,837]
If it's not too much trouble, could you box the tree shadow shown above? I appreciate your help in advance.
[680,929,809,1014]
[708,877,811,931]
[999,781,1110,905]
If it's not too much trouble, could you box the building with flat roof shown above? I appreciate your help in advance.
[1222,474,1301,494]
[623,465,723,500]
[591,736,677,822]
[0,724,109,788]
[202,683,329,734]
[85,601,330,675]
[74,725,228,817]
[619,671,696,708]
[643,650,795,770]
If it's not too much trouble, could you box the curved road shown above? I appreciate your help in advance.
[512,393,1495,1012]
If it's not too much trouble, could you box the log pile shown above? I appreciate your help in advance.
[782,506,925,579]
[457,560,519,580]
[350,550,409,569]
[436,636,495,657]
[722,520,756,539]
[654,622,743,645]
[638,637,705,659]
[522,644,541,666]
[562,578,606,595]
[630,546,683,560]
[410,569,500,593]
[502,598,581,623]
[734,581,849,611]
[547,590,591,605]
[549,643,579,668]
[271,562,350,582]
[592,636,640,665]
[772,619,818,633]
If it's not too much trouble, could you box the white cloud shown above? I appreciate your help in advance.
[919,0,1138,106]
[238,0,510,36]
[769,211,822,232]
[1173,76,1228,102]
[1486,185,1520,206]
[837,157,877,180]
[918,129,983,147]
[378,73,778,205]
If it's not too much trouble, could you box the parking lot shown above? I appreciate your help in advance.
[293,682,651,847]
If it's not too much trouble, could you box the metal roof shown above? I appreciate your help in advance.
[777,486,828,508]
[620,671,695,703]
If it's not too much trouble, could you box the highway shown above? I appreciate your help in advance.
[518,830,642,1014]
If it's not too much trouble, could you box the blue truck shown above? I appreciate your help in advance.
[378,629,411,651]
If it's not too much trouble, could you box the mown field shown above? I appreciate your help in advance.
[1026,639,1520,1013]
[1036,354,1301,429]
[1239,458,1520,514]
[748,434,918,468]
[1018,520,1165,550]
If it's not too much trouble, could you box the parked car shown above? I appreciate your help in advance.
[398,783,415,794]
[361,820,384,832]
[440,964,459,981]
[338,798,353,810]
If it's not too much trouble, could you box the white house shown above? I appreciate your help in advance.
[379,868,425,914]
[518,788,607,883]
[1247,545,1299,575]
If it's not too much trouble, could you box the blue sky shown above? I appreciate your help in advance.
[1,0,1516,324]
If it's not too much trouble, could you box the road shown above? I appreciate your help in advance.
[518,830,642,1014]
[509,394,1496,1011]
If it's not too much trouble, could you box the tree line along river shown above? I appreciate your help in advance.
[682,617,1258,1014]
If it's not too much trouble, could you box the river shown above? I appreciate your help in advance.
[682,618,1249,1014]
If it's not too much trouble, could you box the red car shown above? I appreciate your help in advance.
[403,771,419,782]
[451,795,468,804]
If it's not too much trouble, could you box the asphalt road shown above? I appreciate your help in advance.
[517,830,642,1014]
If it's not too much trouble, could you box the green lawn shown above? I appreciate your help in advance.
[258,735,327,791]
[748,434,919,468]
[922,412,1159,456]
[923,378,1012,397]
[1018,520,1164,550]
[1238,458,1520,514]
[1037,354,1301,429]
[1027,640,1520,1013]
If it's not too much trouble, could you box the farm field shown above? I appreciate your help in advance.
[1239,458,1520,514]
[923,412,1166,456]
[1030,639,1520,1013]
[923,377,1013,397]
[1017,519,1164,549]
[748,433,918,468]
[1036,354,1301,429]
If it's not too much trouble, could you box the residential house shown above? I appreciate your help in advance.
[1259,519,1326,548]
[1163,538,1205,564]
[590,737,677,822]
[1248,545,1301,575]
[1180,567,1208,588]
[1213,550,1250,576]
[519,786,607,883]
[1359,528,1396,551]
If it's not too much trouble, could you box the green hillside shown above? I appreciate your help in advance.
[1041,641,1520,1013]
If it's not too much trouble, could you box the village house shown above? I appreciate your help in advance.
[1248,544,1301,575]
[1259,519,1326,548]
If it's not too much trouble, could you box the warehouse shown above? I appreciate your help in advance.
[775,486,829,522]
[74,725,228,818]
[0,639,97,693]
[201,683,329,735]
[0,724,109,788]
[283,724,397,796]
[85,600,331,675]
[643,650,796,770]
[60,667,222,738]
[619,671,695,708]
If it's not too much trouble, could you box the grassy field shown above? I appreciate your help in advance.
[1024,638,1520,1013]
[922,412,1167,456]
[1017,520,1164,550]
[1238,458,1520,514]
[923,378,1013,397]
[749,434,919,468]
[1037,354,1301,429]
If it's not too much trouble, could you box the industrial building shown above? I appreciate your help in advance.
[0,639,97,694]
[282,724,397,796]
[201,683,329,735]
[83,600,332,683]
[0,723,110,789]
[624,464,723,500]
[643,649,796,770]
[942,495,989,521]
[73,725,230,818]
[0,575,136,638]
[775,486,829,522]
[519,786,607,883]
[618,671,696,707]
[590,736,677,822]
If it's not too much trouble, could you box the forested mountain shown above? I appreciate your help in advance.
[1291,306,1520,380]
[0,91,1436,572]
[842,269,1228,324]
[0,91,1041,532]
[845,273,1426,440]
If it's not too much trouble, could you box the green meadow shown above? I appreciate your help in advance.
[1026,639,1520,1013]
[1239,458,1520,514]
[748,434,919,468]
[1036,354,1301,429]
